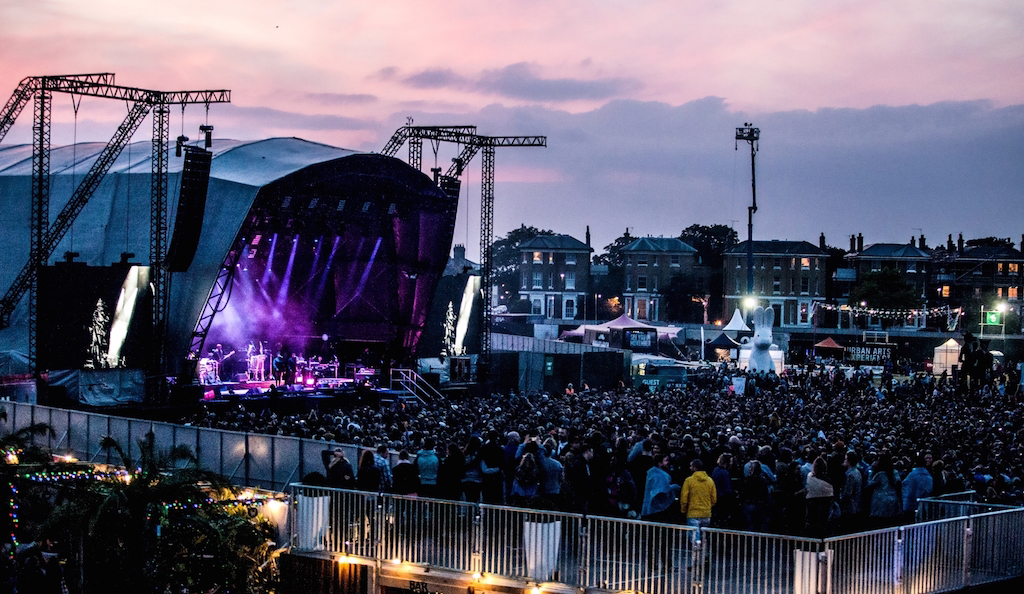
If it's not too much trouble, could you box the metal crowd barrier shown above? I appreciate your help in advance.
[6,401,1024,593]
[0,400,361,491]
[291,484,1024,594]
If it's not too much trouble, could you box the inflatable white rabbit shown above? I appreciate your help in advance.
[747,306,775,373]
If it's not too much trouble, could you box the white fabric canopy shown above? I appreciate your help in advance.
[723,309,750,332]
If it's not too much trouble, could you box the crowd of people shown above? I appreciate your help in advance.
[181,360,1023,537]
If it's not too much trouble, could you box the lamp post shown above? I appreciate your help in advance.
[736,124,760,305]
[595,293,602,322]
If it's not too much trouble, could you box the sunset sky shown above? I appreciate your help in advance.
[2,0,1022,258]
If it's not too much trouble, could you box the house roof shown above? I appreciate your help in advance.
[622,237,696,253]
[959,244,1024,261]
[519,234,592,252]
[726,240,826,256]
[852,243,931,259]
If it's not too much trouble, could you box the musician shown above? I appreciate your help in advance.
[210,343,235,382]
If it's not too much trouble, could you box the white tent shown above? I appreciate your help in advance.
[723,309,750,333]
[933,338,961,376]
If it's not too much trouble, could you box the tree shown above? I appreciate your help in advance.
[43,431,275,594]
[678,224,738,322]
[848,269,921,328]
[490,225,555,302]
[591,229,635,317]
[965,237,1014,248]
[678,224,739,267]
[662,272,706,323]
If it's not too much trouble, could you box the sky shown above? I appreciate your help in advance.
[2,0,1023,260]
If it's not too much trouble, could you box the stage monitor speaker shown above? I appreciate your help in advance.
[167,146,213,272]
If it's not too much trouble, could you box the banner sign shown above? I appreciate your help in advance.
[847,345,894,363]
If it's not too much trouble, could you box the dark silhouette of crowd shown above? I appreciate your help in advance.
[181,360,1024,537]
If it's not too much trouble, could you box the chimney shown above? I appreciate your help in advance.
[850,234,857,253]
[957,233,964,254]
[910,236,916,248]
[453,244,466,262]
[947,234,954,251]
[857,233,864,252]
[819,232,826,250]
[919,234,926,250]
[586,225,591,248]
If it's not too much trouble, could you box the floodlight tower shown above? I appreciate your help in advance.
[736,123,760,297]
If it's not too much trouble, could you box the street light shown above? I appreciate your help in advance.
[595,293,602,322]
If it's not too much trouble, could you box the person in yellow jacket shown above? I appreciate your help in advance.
[680,458,717,547]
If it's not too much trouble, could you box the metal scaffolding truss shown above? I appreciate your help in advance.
[0,73,230,381]
[381,124,546,367]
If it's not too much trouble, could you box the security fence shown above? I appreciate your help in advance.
[0,400,360,491]
[5,400,1024,593]
[291,483,1024,594]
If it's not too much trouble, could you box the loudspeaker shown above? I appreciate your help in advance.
[167,147,212,272]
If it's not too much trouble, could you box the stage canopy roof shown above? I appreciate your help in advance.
[0,138,457,371]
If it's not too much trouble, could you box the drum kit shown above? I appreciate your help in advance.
[248,354,267,382]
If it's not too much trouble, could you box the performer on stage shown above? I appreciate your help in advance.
[210,343,235,382]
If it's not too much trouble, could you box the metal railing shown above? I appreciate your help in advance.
[0,400,364,491]
[389,368,443,404]
[290,484,1024,594]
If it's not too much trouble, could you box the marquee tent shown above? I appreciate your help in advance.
[933,338,961,376]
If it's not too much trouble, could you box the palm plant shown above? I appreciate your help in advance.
[0,408,54,464]
[44,431,276,594]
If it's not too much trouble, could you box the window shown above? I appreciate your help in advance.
[548,253,554,264]
[533,251,542,263]
[941,285,950,298]
[1010,263,1020,274]
[801,258,810,270]
[790,278,796,294]
[638,254,648,266]
[548,273,554,289]
[1010,286,1019,299]
[801,278,810,294]
[871,262,881,272]
[791,258,797,269]
[800,303,809,324]
[653,256,659,267]
[626,276,632,291]
[671,254,680,267]
[522,253,528,263]
[532,299,542,315]
[521,272,527,289]
[773,276,781,294]
[773,258,781,270]
[564,271,576,290]
[566,253,576,265]
[638,275,647,291]
[532,271,542,289]
[651,276,658,291]
[564,299,576,319]
[815,278,820,296]
[907,262,917,273]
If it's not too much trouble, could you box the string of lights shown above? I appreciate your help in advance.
[7,482,17,560]
[815,303,962,321]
